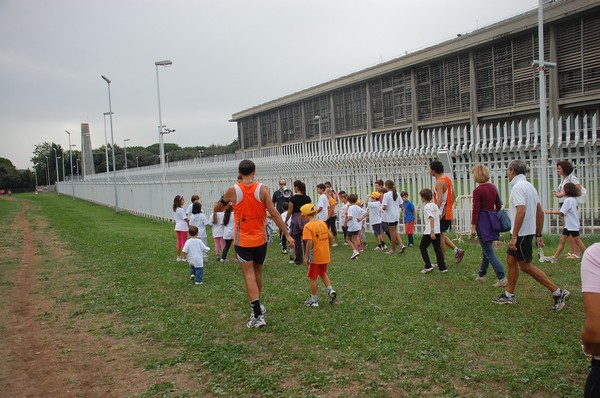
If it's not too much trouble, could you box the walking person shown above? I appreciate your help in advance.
[285,180,312,265]
[581,243,600,397]
[470,164,507,287]
[214,160,294,328]
[419,189,448,273]
[345,194,367,259]
[173,195,188,262]
[430,160,465,263]
[325,188,339,247]
[381,180,405,255]
[272,179,290,253]
[182,225,210,285]
[553,160,583,259]
[220,204,234,262]
[400,191,415,247]
[491,160,570,311]
[315,183,329,222]
[212,210,225,261]
[365,191,385,250]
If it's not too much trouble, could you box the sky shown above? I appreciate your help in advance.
[0,0,539,170]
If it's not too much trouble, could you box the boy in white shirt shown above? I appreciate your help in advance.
[366,191,385,250]
[182,225,210,285]
[189,202,210,259]
[419,188,448,273]
[316,183,329,222]
[345,194,367,259]
[338,192,349,245]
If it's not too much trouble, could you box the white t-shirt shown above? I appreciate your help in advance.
[317,193,329,221]
[339,203,349,226]
[560,197,580,231]
[223,211,235,240]
[423,202,441,234]
[381,191,401,223]
[281,210,291,229]
[189,213,210,238]
[212,212,225,238]
[182,237,210,268]
[367,200,382,225]
[174,207,188,231]
[509,174,540,237]
[347,204,366,232]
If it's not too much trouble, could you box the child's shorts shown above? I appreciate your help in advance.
[372,223,382,236]
[307,263,328,280]
[562,228,580,237]
[405,221,414,235]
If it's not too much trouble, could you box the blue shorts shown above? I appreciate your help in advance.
[372,223,382,236]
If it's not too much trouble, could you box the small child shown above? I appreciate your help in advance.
[189,202,210,259]
[325,188,339,247]
[401,191,415,247]
[544,182,587,263]
[182,225,210,285]
[357,200,368,250]
[280,202,291,254]
[419,188,448,273]
[338,192,349,244]
[212,211,225,260]
[300,203,337,307]
[366,191,385,250]
[345,194,367,259]
[221,205,235,262]
[186,194,200,218]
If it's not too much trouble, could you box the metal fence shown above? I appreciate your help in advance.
[58,113,600,235]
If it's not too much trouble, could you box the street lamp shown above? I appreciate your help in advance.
[52,147,60,183]
[314,115,322,155]
[60,156,65,182]
[103,112,113,181]
[66,131,74,199]
[124,138,130,170]
[155,59,173,180]
[136,156,139,169]
[101,74,119,213]
[44,155,50,187]
[76,159,80,181]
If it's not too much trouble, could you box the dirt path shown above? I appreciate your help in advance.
[0,202,193,397]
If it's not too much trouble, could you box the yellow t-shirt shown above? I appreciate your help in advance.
[302,219,331,264]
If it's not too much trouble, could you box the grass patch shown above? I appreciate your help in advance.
[13,193,594,397]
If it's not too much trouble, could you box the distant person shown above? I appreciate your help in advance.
[365,191,385,250]
[491,160,570,311]
[272,178,290,214]
[220,204,235,262]
[338,192,349,244]
[553,160,583,259]
[325,188,339,247]
[400,191,415,247]
[301,203,337,308]
[581,243,600,397]
[214,160,294,329]
[172,195,188,262]
[182,225,210,285]
[381,180,405,255]
[8,189,12,198]
[430,160,465,263]
[345,194,367,260]
[189,202,210,257]
[212,210,225,261]
[418,188,447,273]
[285,180,312,265]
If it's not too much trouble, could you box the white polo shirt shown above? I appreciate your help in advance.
[317,193,329,221]
[509,174,540,237]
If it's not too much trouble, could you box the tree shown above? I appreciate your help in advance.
[0,157,21,189]
[31,142,65,185]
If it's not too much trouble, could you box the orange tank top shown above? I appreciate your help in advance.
[233,182,268,247]
[434,175,453,220]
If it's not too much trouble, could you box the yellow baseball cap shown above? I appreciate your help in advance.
[370,191,381,199]
[300,203,317,216]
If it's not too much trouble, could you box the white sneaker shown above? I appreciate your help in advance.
[176,256,182,262]
[475,275,486,282]
[247,315,266,328]
[332,243,339,248]
[304,298,319,307]
[328,290,337,304]
[195,282,203,285]
[545,255,558,263]
[493,278,508,287]
[351,250,360,259]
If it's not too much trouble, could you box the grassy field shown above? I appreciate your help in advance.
[0,193,595,397]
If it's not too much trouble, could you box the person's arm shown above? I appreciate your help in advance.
[261,184,294,247]
[535,202,545,247]
[429,216,436,239]
[214,186,236,213]
[285,201,294,224]
[583,292,600,356]
[304,239,313,266]
[434,179,445,209]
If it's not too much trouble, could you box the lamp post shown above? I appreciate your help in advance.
[66,131,74,199]
[314,115,322,155]
[44,155,50,187]
[103,112,113,181]
[155,59,173,180]
[123,138,130,170]
[33,169,37,190]
[101,75,119,213]
[52,147,60,183]
[76,159,80,181]
[136,156,139,169]
[61,156,65,182]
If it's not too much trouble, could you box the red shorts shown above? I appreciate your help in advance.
[405,221,414,235]
[307,263,328,280]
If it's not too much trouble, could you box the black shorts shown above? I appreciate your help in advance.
[562,228,580,237]
[385,221,398,228]
[347,230,360,237]
[507,235,533,263]
[440,218,452,233]
[235,243,268,265]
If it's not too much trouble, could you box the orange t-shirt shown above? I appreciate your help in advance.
[302,219,331,264]
[433,175,453,220]
[233,182,267,247]
[328,197,336,218]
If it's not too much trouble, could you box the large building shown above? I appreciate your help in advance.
[231,0,600,152]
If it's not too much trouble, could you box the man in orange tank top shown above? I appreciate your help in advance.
[214,160,294,329]
[430,160,465,264]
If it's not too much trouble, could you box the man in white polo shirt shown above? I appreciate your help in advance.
[492,159,570,311]
[582,243,600,397]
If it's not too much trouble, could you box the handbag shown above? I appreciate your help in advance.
[496,209,511,232]
[577,185,588,205]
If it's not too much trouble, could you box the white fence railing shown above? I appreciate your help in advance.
[58,113,600,235]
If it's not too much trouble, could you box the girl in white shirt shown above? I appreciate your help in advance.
[220,205,235,262]
[173,195,188,262]
[189,202,210,258]
[544,182,587,263]
[381,180,406,255]
[212,211,225,260]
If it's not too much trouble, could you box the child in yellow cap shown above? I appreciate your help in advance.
[300,203,337,307]
[365,191,385,250]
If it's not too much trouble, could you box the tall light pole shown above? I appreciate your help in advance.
[314,115,322,155]
[76,159,80,181]
[103,112,113,181]
[66,131,74,199]
[101,75,119,214]
[61,156,65,182]
[52,147,59,183]
[123,138,130,170]
[44,155,50,187]
[136,156,139,169]
[155,60,173,180]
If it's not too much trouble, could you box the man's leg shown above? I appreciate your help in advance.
[240,260,259,301]
[519,261,559,292]
[506,254,520,294]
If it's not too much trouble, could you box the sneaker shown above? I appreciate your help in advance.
[382,244,388,250]
[176,256,182,262]
[332,243,339,248]
[493,278,508,287]
[363,243,368,247]
[545,255,558,264]
[475,275,486,282]
[282,249,288,254]
[304,298,319,308]
[190,274,195,280]
[351,250,360,259]
[492,293,516,305]
[553,289,570,312]
[195,282,203,285]
[421,266,434,274]
[538,248,546,262]
[432,263,438,268]
[385,250,396,255]
[373,246,382,251]
[247,315,266,328]
[455,249,465,264]
[182,257,188,262]
[409,244,413,247]
[439,267,448,273]
[398,245,406,254]
[343,242,348,246]
[565,253,580,259]
[328,289,337,304]
[288,260,295,264]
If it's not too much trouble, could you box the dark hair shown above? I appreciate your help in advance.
[375,179,384,187]
[223,205,233,225]
[192,202,202,215]
[317,183,326,191]
[563,182,580,198]
[400,191,408,197]
[385,180,398,201]
[338,190,346,196]
[430,160,444,174]
[282,202,289,211]
[293,180,306,195]
[420,188,433,201]
[347,193,358,204]
[172,195,183,212]
[188,225,199,236]
[190,194,199,202]
[238,159,256,176]
[324,181,332,187]
[557,160,574,176]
